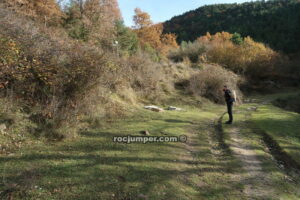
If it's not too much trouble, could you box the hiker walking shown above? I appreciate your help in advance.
[223,85,235,124]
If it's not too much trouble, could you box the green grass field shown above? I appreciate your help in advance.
[0,103,243,200]
[1,91,300,199]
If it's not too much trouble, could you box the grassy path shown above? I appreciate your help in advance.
[222,91,300,199]
[1,91,300,199]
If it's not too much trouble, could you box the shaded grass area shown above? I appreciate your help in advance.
[0,104,246,200]
[273,93,300,114]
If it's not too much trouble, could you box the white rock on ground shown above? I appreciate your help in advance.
[144,105,164,112]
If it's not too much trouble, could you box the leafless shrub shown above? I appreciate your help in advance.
[189,64,242,103]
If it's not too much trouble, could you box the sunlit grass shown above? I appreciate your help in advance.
[251,104,300,163]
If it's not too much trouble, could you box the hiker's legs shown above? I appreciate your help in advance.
[227,102,233,123]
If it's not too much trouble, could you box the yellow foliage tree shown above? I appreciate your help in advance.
[133,8,152,29]
[199,32,279,80]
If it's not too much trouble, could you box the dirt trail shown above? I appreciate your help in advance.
[229,127,274,199]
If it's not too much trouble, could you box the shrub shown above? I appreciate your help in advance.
[189,64,242,103]
[168,41,206,63]
[143,43,161,62]
[122,53,165,100]
[0,98,38,153]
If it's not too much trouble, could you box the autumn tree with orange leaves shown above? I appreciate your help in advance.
[133,8,178,55]
[2,0,64,25]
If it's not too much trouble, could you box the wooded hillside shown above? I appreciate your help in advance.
[163,0,300,54]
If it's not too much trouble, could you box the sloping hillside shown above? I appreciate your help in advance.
[163,0,300,53]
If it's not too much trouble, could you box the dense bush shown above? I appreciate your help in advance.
[189,64,242,103]
[0,9,105,136]
[0,30,112,138]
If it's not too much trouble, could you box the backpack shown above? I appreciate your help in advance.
[232,90,237,102]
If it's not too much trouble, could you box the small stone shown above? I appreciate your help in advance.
[144,105,164,112]
[141,130,150,136]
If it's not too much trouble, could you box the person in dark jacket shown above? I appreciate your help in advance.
[223,85,235,124]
